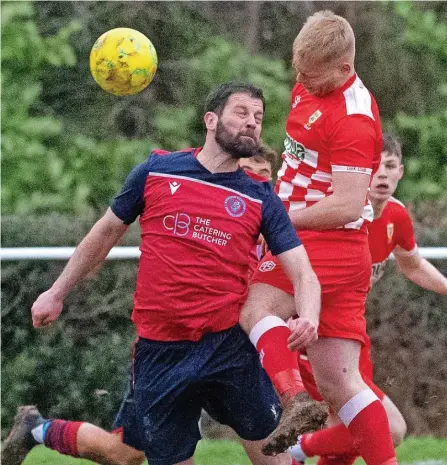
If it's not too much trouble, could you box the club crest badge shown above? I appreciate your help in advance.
[224,195,246,218]
[387,223,394,243]
[304,110,322,130]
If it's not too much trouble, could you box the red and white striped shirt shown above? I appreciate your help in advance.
[276,74,382,231]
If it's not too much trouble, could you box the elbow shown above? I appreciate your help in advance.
[342,203,365,223]
[333,194,365,223]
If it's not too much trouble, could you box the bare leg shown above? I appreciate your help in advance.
[308,338,397,465]
[76,424,145,465]
[240,284,328,456]
[239,284,296,331]
[307,338,366,412]
[0,407,146,465]
[382,396,407,446]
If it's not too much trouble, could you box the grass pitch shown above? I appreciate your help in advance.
[22,436,447,465]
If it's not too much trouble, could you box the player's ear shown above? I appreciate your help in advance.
[341,62,351,75]
[398,163,404,180]
[204,111,218,131]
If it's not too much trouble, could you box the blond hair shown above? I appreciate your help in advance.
[292,10,355,72]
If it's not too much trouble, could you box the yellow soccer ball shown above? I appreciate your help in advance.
[89,28,158,96]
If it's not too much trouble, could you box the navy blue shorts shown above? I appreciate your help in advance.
[113,324,281,465]
[111,375,143,451]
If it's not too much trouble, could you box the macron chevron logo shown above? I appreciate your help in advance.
[169,181,181,195]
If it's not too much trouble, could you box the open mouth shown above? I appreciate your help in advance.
[373,183,389,192]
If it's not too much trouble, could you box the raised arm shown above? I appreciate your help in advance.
[31,208,128,327]
[277,245,321,350]
[394,248,447,295]
[289,171,370,230]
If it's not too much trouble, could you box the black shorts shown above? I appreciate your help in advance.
[112,324,281,465]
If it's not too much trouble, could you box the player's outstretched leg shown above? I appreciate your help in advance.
[239,284,328,455]
[1,405,145,465]
[2,406,46,465]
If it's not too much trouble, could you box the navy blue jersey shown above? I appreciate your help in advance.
[111,148,301,341]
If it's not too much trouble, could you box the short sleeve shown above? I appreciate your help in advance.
[330,115,378,176]
[394,207,417,254]
[261,187,301,255]
[110,159,150,225]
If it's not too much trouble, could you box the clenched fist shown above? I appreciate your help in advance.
[31,290,64,328]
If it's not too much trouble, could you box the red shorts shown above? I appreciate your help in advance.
[297,339,385,402]
[252,229,371,344]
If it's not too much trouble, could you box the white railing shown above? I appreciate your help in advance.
[1,247,447,261]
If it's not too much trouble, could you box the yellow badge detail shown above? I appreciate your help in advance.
[387,223,394,243]
[304,110,322,130]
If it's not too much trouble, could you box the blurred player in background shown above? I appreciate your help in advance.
[289,132,447,465]
[2,82,322,465]
[242,10,401,465]
[239,143,275,279]
[239,142,275,181]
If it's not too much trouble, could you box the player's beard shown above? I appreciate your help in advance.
[215,120,260,159]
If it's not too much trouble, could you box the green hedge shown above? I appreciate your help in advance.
[1,209,446,438]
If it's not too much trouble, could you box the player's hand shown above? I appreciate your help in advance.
[31,290,64,328]
[287,317,318,351]
[260,235,270,256]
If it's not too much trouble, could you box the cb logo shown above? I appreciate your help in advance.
[163,213,190,236]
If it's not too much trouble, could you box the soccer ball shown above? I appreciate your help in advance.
[89,28,158,96]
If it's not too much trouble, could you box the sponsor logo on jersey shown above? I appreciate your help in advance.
[163,213,232,247]
[304,110,322,130]
[387,223,394,243]
[224,195,246,218]
[292,95,301,108]
[371,260,388,285]
[169,181,181,195]
[284,135,306,161]
[163,213,191,236]
[259,261,276,272]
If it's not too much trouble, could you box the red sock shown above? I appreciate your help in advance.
[301,424,357,457]
[44,420,84,457]
[317,455,358,465]
[339,390,397,465]
[249,316,304,397]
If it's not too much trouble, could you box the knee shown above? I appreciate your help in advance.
[112,450,146,465]
[314,378,344,407]
[127,452,146,465]
[315,378,365,413]
[101,440,145,465]
[238,306,253,333]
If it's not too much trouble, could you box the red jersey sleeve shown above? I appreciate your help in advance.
[329,115,377,175]
[394,206,417,254]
